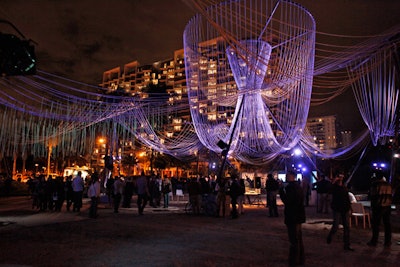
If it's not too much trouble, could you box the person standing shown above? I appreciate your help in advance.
[136,171,149,215]
[316,174,331,213]
[188,177,202,215]
[54,176,65,212]
[155,175,163,207]
[237,178,246,215]
[228,174,241,219]
[266,173,279,217]
[149,173,157,207]
[64,175,73,211]
[46,175,56,211]
[215,178,227,217]
[367,172,393,247]
[162,177,172,208]
[88,172,101,218]
[279,171,305,266]
[122,176,134,208]
[326,174,354,251]
[105,176,115,207]
[301,177,311,207]
[72,171,84,213]
[113,176,124,213]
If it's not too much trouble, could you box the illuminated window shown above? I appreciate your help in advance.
[208,114,217,121]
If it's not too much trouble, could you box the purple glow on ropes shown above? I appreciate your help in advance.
[350,49,398,146]
[184,0,316,164]
[226,40,271,91]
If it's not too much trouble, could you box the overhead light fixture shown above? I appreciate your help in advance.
[0,19,36,76]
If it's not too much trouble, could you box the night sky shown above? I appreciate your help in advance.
[1,0,399,133]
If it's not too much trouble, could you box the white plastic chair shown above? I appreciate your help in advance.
[350,202,371,229]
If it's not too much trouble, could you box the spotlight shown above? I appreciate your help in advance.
[293,148,302,156]
[0,19,36,76]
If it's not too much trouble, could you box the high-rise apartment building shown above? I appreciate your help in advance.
[340,130,353,147]
[100,37,238,138]
[306,115,338,150]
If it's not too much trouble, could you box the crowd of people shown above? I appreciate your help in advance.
[186,172,246,219]
[24,170,173,217]
[5,170,275,220]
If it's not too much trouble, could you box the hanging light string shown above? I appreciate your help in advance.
[349,48,398,146]
[184,0,315,165]
[0,0,398,166]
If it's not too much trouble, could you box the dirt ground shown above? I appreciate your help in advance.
[1,196,400,267]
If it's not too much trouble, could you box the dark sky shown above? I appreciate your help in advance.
[1,0,399,133]
[1,0,398,85]
[0,0,195,84]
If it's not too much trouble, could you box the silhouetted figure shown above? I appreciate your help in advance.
[327,174,354,251]
[266,173,279,217]
[106,177,115,207]
[368,172,392,247]
[36,175,47,211]
[316,174,331,213]
[228,175,241,219]
[46,175,55,211]
[188,177,202,215]
[301,177,311,207]
[64,175,73,211]
[88,172,101,218]
[237,178,245,215]
[216,178,228,217]
[113,176,123,213]
[54,176,65,212]
[122,177,134,208]
[72,171,84,212]
[279,171,305,266]
[162,177,172,208]
[136,171,149,215]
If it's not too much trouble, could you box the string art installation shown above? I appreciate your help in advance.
[184,0,316,165]
[0,0,399,172]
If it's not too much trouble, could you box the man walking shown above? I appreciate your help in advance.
[279,171,305,266]
[326,174,354,251]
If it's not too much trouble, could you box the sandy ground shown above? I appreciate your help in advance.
[1,196,400,267]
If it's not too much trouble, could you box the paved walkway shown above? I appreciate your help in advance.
[1,195,400,266]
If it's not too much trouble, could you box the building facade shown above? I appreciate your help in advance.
[306,115,338,150]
